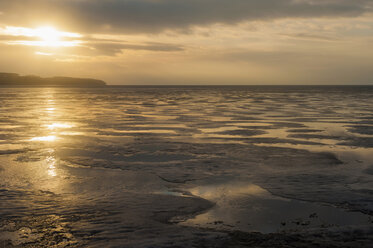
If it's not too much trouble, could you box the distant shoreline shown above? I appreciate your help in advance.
[1,85,372,89]
[0,85,107,88]
[0,72,371,88]
[0,72,107,87]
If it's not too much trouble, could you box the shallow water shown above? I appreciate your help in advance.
[182,180,371,233]
[0,86,372,247]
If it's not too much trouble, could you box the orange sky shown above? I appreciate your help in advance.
[0,0,372,85]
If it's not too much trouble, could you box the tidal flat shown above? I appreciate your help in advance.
[0,86,372,247]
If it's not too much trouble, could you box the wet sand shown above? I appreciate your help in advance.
[0,86,372,247]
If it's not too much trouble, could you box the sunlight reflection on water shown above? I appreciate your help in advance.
[46,155,57,177]
[190,183,268,200]
[30,136,58,142]
[46,123,74,129]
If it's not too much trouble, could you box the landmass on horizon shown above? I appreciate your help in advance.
[0,72,106,87]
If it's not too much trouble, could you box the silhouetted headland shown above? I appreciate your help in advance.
[0,72,106,87]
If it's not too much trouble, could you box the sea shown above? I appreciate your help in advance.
[0,86,372,247]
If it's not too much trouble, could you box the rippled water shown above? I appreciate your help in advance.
[0,86,372,247]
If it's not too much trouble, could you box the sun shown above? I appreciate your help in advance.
[2,25,82,47]
[32,26,82,47]
[35,26,61,43]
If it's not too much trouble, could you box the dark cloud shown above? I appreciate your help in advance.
[279,33,340,42]
[0,0,372,34]
[84,42,184,56]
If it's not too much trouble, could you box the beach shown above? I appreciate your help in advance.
[0,86,372,247]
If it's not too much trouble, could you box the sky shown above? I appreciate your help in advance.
[0,0,372,85]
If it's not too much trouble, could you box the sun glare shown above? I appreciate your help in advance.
[1,25,82,47]
[35,26,61,43]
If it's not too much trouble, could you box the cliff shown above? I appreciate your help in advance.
[0,73,107,87]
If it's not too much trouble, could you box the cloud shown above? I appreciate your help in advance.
[0,27,184,56]
[87,42,184,56]
[0,0,372,34]
[0,35,30,41]
[279,33,340,42]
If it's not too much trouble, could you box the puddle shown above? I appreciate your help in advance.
[180,181,372,234]
[156,190,193,198]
